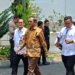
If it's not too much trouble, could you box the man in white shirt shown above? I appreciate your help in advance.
[11,19,28,75]
[55,16,75,75]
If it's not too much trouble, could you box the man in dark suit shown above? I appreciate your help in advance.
[43,19,50,65]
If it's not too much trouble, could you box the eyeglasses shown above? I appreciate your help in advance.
[18,22,23,23]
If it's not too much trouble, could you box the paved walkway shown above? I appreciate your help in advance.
[0,60,65,75]
[0,32,66,75]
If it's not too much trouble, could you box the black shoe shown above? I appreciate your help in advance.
[42,62,50,65]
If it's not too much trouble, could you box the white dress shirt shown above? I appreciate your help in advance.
[58,25,75,56]
[14,27,27,55]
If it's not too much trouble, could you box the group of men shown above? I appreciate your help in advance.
[8,16,50,75]
[8,15,75,75]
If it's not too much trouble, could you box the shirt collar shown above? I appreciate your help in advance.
[71,24,75,29]
[18,27,24,32]
[29,26,37,30]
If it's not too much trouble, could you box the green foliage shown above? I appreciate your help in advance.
[0,47,10,59]
[0,17,12,38]
[12,0,40,27]
[11,0,32,27]
[15,3,23,17]
[0,7,13,38]
[0,7,11,24]
[0,0,41,59]
[22,3,33,27]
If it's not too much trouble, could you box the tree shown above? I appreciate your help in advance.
[12,0,41,26]
[0,7,13,38]
[11,0,33,27]
[0,0,40,38]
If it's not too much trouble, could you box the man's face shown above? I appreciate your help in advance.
[18,19,24,29]
[28,17,35,27]
[64,19,72,28]
[45,21,49,26]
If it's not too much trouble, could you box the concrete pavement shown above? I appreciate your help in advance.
[0,32,66,75]
[0,60,65,75]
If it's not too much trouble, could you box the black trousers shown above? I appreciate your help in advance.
[38,47,46,64]
[62,55,75,75]
[11,53,28,75]
[9,38,15,66]
[46,39,50,50]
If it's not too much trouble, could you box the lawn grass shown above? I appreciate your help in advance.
[48,53,62,62]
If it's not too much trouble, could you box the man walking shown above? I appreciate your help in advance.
[16,16,48,75]
[55,16,75,75]
[43,19,50,65]
[11,19,28,75]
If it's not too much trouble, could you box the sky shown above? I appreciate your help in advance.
[0,0,75,21]
[0,0,12,12]
[33,0,75,21]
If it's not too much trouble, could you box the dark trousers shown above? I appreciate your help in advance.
[38,47,46,64]
[46,39,50,50]
[11,53,28,75]
[62,55,75,75]
[9,38,15,66]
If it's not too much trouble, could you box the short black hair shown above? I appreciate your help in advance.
[64,16,72,21]
[13,15,19,19]
[38,21,43,27]
[44,19,49,23]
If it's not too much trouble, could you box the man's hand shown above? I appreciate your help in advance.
[45,51,48,57]
[15,48,19,54]
[55,42,62,50]
[55,42,60,47]
[65,39,74,44]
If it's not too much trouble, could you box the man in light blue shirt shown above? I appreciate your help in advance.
[55,16,75,75]
[11,19,28,75]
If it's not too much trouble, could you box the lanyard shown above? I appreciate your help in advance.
[18,30,23,40]
[64,28,69,39]
[62,28,69,43]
